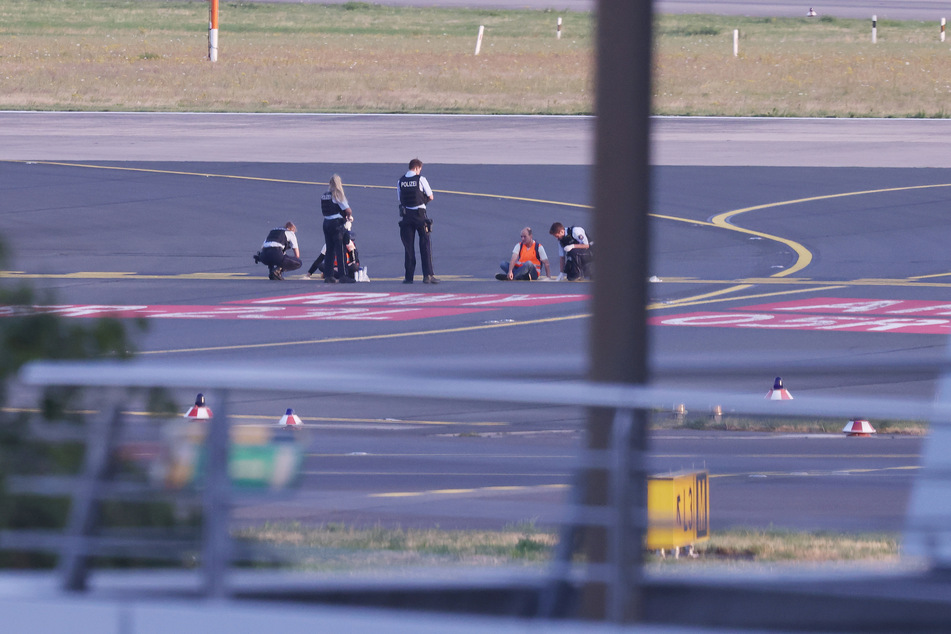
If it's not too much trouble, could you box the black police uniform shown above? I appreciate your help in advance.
[321,191,350,283]
[558,226,592,281]
[258,227,301,280]
[398,173,435,283]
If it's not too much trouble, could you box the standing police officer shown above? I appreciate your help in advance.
[398,158,438,284]
[320,174,355,284]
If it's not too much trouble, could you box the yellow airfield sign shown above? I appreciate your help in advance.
[647,470,709,550]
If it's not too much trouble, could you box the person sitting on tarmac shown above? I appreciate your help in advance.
[253,221,301,281]
[307,217,362,281]
[497,226,552,281]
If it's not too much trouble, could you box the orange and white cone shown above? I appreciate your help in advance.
[765,377,793,400]
[183,393,213,419]
[842,419,876,437]
[278,408,302,427]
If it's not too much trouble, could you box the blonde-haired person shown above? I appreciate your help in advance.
[320,174,355,284]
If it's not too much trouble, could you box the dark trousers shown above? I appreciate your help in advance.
[309,248,359,279]
[565,251,591,280]
[322,216,347,280]
[260,247,301,272]
[399,208,434,280]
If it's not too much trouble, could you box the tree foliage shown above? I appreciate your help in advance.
[0,237,151,567]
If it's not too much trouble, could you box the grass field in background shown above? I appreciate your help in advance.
[655,14,951,117]
[2,1,951,115]
[0,0,592,113]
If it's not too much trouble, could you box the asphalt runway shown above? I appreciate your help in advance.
[7,102,951,533]
[4,141,941,532]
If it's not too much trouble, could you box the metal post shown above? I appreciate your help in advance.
[609,408,648,622]
[208,0,219,61]
[60,401,122,592]
[580,0,652,622]
[202,389,231,597]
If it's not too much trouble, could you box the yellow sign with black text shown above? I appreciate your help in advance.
[647,470,709,550]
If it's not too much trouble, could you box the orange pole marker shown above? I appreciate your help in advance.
[208,0,219,61]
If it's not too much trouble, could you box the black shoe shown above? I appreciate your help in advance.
[324,276,338,284]
[340,277,356,284]
[423,276,440,284]
[495,273,508,281]
[402,279,413,284]
[268,266,277,280]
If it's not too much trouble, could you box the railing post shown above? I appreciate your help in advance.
[59,400,122,592]
[202,389,231,597]
[608,407,648,622]
[582,0,652,622]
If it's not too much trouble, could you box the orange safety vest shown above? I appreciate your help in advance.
[517,241,542,267]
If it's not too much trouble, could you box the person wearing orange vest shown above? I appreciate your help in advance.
[497,226,551,281]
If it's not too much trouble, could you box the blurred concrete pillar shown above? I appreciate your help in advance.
[580,0,652,622]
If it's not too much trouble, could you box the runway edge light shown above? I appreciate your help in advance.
[278,408,302,427]
[765,376,793,400]
[843,419,876,437]
[183,393,213,419]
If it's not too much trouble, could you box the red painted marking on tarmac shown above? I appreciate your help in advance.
[233,292,587,308]
[650,311,951,334]
[0,293,585,321]
[0,304,488,321]
[741,297,951,317]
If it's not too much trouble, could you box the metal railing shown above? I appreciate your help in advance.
[6,353,951,622]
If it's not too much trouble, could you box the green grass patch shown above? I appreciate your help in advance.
[679,528,901,563]
[652,412,927,434]
[234,522,901,570]
[233,521,558,571]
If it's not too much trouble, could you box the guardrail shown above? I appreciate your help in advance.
[8,355,951,624]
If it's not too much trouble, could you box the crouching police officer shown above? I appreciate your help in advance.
[253,221,301,281]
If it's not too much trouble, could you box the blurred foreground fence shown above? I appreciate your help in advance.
[4,354,951,626]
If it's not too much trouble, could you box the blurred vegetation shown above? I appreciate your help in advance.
[651,528,900,564]
[234,520,557,571]
[0,237,170,568]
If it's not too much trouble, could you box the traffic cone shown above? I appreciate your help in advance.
[842,419,876,437]
[183,393,213,419]
[278,408,302,427]
[765,377,793,400]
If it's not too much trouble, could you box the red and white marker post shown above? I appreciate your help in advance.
[208,0,219,62]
